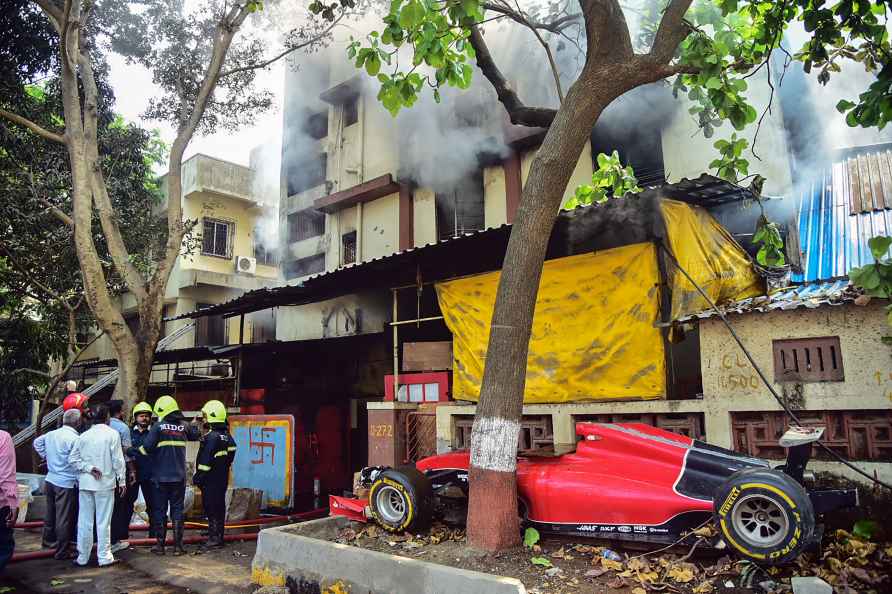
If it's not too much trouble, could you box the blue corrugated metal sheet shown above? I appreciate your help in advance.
[794,159,892,282]
[676,280,855,322]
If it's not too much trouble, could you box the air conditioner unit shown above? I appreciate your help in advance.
[235,255,257,275]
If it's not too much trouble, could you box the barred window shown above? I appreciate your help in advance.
[201,218,232,258]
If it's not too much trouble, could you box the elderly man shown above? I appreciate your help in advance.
[69,405,126,568]
[34,409,81,559]
[0,429,17,573]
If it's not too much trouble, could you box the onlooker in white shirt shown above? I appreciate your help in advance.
[68,405,126,567]
[33,409,81,559]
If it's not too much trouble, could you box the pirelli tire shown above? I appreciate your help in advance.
[714,468,815,565]
[368,467,433,533]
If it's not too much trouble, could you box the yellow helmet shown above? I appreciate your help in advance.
[132,401,153,418]
[201,400,227,424]
[153,395,179,420]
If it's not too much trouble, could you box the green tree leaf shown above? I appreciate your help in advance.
[531,556,553,568]
[523,527,540,548]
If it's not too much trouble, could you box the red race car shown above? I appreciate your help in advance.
[330,422,858,564]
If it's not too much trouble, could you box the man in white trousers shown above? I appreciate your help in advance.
[68,404,126,567]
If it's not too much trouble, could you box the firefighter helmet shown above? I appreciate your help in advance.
[62,392,89,412]
[153,395,179,420]
[132,401,153,418]
[201,400,227,424]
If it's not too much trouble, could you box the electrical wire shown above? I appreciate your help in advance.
[659,243,892,491]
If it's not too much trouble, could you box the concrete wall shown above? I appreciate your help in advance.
[413,188,437,247]
[276,291,389,341]
[483,165,507,229]
[660,69,794,197]
[361,192,399,260]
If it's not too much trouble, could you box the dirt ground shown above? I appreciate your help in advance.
[1,527,256,594]
[331,521,892,594]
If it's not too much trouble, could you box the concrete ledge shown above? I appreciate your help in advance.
[252,516,526,594]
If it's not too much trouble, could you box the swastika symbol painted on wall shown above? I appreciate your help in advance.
[250,427,277,465]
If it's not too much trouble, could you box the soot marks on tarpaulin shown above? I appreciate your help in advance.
[285,575,322,594]
[627,363,657,388]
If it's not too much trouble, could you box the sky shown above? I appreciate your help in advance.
[106,44,285,170]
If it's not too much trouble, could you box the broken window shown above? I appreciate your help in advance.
[284,152,328,197]
[772,337,844,382]
[284,253,325,280]
[343,96,358,127]
[287,209,325,243]
[201,218,232,258]
[435,171,485,240]
[304,110,329,140]
[196,303,226,347]
[342,230,357,265]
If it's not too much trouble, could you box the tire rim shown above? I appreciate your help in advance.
[375,486,407,524]
[731,493,790,548]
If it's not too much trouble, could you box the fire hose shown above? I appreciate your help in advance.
[9,508,328,564]
[14,508,327,531]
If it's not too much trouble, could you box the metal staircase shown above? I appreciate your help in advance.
[13,322,195,446]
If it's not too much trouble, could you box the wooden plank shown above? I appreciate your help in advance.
[867,152,884,211]
[402,341,452,372]
[848,158,863,214]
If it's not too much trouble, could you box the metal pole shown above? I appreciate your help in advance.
[239,314,245,345]
[389,316,444,327]
[392,288,399,402]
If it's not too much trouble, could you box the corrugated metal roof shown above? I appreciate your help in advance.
[842,147,892,213]
[794,151,892,283]
[676,280,856,322]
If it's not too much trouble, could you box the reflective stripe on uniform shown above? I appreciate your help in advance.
[214,450,229,458]
[227,446,237,451]
[138,446,147,455]
[157,441,186,447]
[197,464,211,471]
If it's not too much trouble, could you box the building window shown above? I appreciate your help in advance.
[342,231,357,265]
[343,96,358,127]
[772,336,844,382]
[285,153,328,197]
[253,227,277,266]
[287,209,325,243]
[304,110,328,140]
[195,303,226,347]
[201,218,232,258]
[284,254,326,280]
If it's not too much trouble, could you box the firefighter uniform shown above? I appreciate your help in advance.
[127,402,157,537]
[193,400,236,549]
[138,395,200,555]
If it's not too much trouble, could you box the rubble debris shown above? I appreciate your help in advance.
[791,576,833,594]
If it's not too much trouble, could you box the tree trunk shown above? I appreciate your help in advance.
[466,75,611,551]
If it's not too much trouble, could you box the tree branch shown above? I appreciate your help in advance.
[0,108,66,144]
[482,2,581,33]
[36,195,74,226]
[0,241,68,306]
[218,13,344,79]
[10,368,52,378]
[580,0,633,66]
[468,26,557,128]
[649,0,694,63]
[31,0,63,33]
[78,51,148,301]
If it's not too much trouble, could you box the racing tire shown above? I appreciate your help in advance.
[713,468,815,565]
[368,467,433,533]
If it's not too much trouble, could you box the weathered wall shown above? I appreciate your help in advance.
[413,188,437,247]
[660,69,794,197]
[361,193,399,261]
[483,165,507,228]
[276,291,389,341]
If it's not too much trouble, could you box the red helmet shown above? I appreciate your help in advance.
[62,392,89,412]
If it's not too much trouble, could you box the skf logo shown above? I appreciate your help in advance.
[719,487,741,517]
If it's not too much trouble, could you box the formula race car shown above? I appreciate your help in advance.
[330,422,858,564]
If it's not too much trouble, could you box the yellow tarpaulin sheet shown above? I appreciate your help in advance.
[435,245,665,403]
[661,200,763,320]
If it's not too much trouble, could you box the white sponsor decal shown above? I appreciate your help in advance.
[469,417,520,472]
[617,526,632,533]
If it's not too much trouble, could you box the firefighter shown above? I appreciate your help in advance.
[193,400,236,550]
[127,402,158,538]
[62,393,90,431]
[138,395,200,555]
